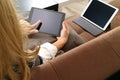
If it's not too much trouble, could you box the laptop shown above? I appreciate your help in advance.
[28,7,65,36]
[73,0,119,36]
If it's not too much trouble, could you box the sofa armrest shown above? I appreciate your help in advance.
[30,26,120,80]
[49,27,120,80]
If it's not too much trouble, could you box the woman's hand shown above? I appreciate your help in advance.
[20,20,41,35]
[57,22,70,44]
[53,22,70,50]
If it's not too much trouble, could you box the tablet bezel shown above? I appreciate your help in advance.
[28,7,65,36]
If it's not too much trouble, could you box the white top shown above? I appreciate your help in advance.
[38,42,58,63]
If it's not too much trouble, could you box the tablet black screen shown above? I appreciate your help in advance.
[28,7,65,36]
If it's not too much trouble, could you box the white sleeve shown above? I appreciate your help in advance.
[38,42,58,63]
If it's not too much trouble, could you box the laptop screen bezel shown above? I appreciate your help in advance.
[81,0,119,30]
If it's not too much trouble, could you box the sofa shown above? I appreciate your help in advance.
[30,0,120,80]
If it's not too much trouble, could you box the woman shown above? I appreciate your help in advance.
[0,0,69,80]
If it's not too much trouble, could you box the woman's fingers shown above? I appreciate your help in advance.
[31,20,41,29]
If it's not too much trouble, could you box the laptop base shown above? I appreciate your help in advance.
[73,17,103,36]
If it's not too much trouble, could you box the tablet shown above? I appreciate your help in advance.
[28,7,65,36]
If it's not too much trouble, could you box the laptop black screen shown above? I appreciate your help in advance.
[83,0,116,28]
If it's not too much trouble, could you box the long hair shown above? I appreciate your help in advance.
[0,0,39,80]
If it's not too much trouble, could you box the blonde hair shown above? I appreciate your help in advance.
[0,0,38,80]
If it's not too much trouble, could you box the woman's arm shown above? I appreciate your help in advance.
[53,22,70,50]
[38,22,70,63]
[20,20,70,63]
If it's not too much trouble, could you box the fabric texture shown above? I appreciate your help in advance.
[38,42,58,63]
